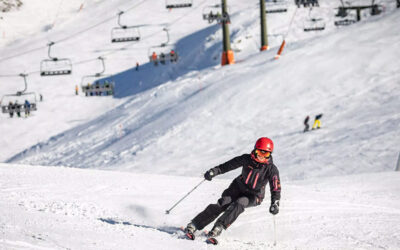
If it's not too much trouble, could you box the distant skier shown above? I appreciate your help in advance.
[183,137,281,241]
[312,113,323,130]
[160,53,166,64]
[136,62,139,71]
[304,115,310,132]
[170,49,177,62]
[15,100,21,117]
[75,85,79,95]
[151,51,158,66]
[8,101,14,118]
[24,99,31,117]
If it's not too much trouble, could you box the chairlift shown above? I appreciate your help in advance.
[266,0,288,14]
[166,0,193,9]
[334,2,357,26]
[80,57,114,96]
[1,74,38,115]
[202,5,222,23]
[147,44,178,65]
[303,8,325,31]
[295,0,320,8]
[202,4,231,24]
[111,11,141,43]
[40,42,72,76]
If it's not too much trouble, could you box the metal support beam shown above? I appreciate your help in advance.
[220,0,234,65]
[260,0,269,51]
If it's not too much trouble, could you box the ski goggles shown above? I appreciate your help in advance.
[255,149,271,158]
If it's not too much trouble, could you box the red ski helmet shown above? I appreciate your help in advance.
[254,137,274,153]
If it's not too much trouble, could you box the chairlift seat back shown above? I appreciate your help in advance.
[166,0,192,9]
[40,58,72,76]
[111,27,140,43]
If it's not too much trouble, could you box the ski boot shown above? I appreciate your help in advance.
[183,222,197,240]
[206,223,223,245]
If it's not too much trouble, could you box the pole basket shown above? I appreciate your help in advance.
[221,50,235,65]
[274,40,286,60]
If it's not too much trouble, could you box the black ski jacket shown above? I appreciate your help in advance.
[210,153,281,204]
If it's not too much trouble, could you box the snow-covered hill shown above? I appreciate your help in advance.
[0,0,399,249]
[1,163,399,250]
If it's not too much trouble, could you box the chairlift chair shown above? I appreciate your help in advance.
[147,45,178,65]
[80,75,114,97]
[202,5,222,23]
[166,0,193,9]
[1,74,38,115]
[303,8,325,31]
[40,42,72,76]
[111,11,141,43]
[304,18,326,31]
[334,6,357,26]
[266,0,288,13]
[80,57,114,96]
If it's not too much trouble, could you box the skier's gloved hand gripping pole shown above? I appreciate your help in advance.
[165,169,215,214]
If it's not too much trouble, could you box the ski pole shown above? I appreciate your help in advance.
[273,215,277,246]
[165,179,206,214]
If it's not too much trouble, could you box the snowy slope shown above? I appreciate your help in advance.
[3,3,399,181]
[1,163,400,250]
[1,0,397,164]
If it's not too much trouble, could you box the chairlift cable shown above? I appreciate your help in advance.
[0,0,148,63]
[2,0,204,74]
[52,0,65,27]
[284,7,298,39]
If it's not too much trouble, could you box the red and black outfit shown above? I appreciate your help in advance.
[191,152,281,230]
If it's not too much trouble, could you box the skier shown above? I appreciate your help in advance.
[151,51,158,66]
[170,50,177,62]
[8,101,14,118]
[160,53,166,64]
[304,115,310,133]
[183,137,281,241]
[136,62,139,71]
[312,113,323,130]
[75,85,79,95]
[15,101,21,118]
[24,99,31,117]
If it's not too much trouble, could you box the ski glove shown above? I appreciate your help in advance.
[269,200,280,215]
[204,169,215,181]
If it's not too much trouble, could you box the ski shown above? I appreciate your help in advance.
[206,237,218,245]
[180,226,197,240]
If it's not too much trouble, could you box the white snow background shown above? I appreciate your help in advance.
[0,0,399,249]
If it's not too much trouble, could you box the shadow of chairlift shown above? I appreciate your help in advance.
[111,11,141,43]
[80,57,114,97]
[1,74,38,115]
[40,42,72,76]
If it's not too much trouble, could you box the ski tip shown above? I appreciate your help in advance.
[206,237,218,245]
[186,233,195,240]
[165,210,170,214]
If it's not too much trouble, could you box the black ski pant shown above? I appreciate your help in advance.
[191,180,259,230]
